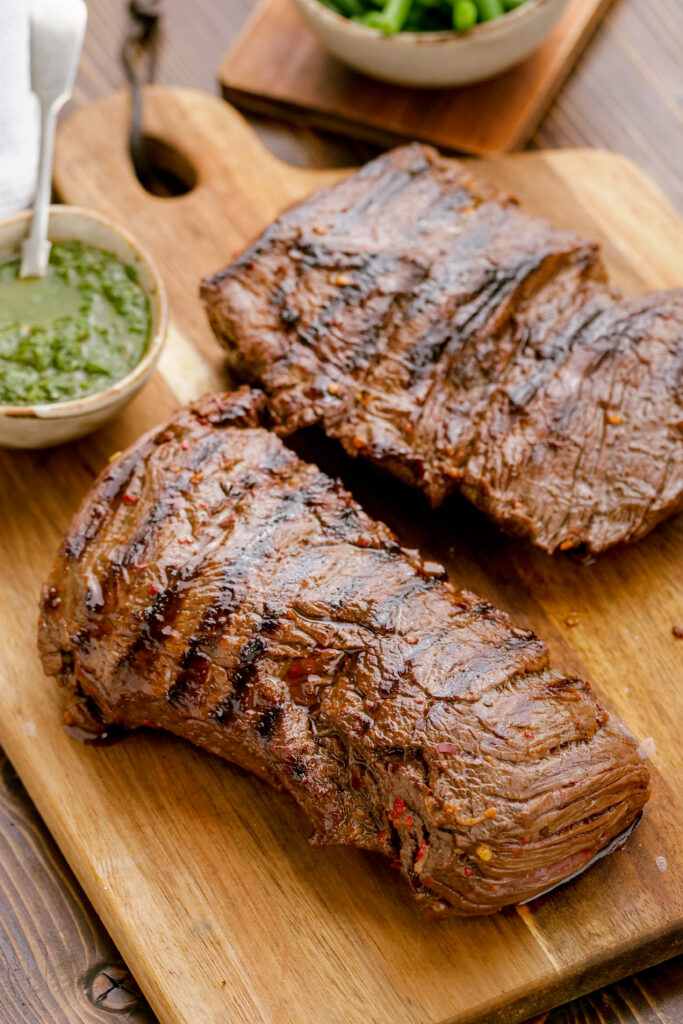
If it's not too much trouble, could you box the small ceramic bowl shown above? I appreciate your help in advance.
[290,0,570,87]
[0,206,167,449]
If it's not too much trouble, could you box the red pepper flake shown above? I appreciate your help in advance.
[390,861,401,870]
[133,563,148,570]
[118,535,127,543]
[357,537,371,548]
[219,516,234,527]
[391,797,405,819]
[196,416,208,426]
[523,730,534,739]
[198,502,206,509]
[180,441,189,450]
[515,850,521,857]
[559,539,574,551]
[376,830,387,842]
[245,261,255,271]
[123,493,138,505]
[673,625,683,639]
[415,839,427,863]
[436,742,459,754]
[464,866,474,877]
[141,719,152,727]
[149,584,160,597]
[352,436,365,449]
[404,816,414,828]
[523,837,530,843]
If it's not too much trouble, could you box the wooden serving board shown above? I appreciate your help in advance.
[1,86,681,1024]
[218,0,613,158]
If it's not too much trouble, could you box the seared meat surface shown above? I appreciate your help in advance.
[38,388,649,915]
[201,144,683,554]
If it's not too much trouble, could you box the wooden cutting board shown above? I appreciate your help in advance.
[218,0,613,157]
[1,86,681,1024]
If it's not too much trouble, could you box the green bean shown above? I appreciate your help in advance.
[452,0,477,29]
[473,0,504,19]
[353,11,386,27]
[358,0,415,34]
[323,0,514,29]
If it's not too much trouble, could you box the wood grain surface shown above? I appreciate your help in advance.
[68,0,683,207]
[2,86,682,1024]
[217,0,615,158]
[1,0,681,1019]
[0,752,155,1024]
[2,748,681,1024]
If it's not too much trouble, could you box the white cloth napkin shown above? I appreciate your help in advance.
[0,0,39,220]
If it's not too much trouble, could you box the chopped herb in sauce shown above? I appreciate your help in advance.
[0,241,150,405]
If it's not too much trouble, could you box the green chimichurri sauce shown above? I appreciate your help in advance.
[0,241,151,405]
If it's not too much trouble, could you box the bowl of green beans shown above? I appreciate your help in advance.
[290,0,570,86]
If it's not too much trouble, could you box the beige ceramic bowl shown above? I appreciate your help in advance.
[291,0,570,87]
[0,206,167,449]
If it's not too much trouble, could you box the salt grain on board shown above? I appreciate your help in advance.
[656,856,668,872]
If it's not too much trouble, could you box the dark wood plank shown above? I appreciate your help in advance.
[529,954,683,1022]
[2,0,681,1021]
[530,0,683,209]
[0,752,155,1024]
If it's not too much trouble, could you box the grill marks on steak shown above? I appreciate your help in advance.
[201,143,683,554]
[38,388,649,916]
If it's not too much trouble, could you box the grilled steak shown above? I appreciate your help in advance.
[38,387,649,916]
[201,143,683,554]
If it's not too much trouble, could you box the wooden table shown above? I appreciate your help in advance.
[1,2,681,1022]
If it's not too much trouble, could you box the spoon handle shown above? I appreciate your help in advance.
[19,0,88,279]
[20,98,60,278]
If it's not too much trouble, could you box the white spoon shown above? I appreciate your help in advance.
[20,0,88,279]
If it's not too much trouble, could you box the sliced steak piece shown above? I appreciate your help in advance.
[200,143,683,554]
[38,387,649,916]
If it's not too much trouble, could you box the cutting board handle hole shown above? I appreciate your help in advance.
[133,137,198,198]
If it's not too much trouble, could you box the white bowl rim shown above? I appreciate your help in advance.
[0,204,168,420]
[294,0,554,44]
